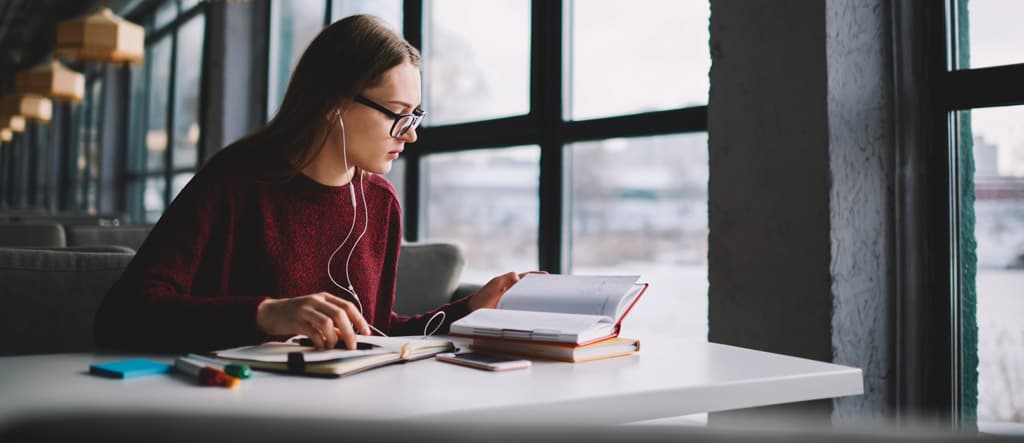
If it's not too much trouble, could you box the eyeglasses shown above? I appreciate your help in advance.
[354,95,425,138]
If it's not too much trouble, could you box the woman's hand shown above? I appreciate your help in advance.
[468,271,547,311]
[256,292,371,350]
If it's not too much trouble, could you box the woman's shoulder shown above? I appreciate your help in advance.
[364,174,399,203]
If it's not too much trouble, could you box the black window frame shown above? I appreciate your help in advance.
[403,0,709,274]
[895,0,1024,428]
[123,0,209,223]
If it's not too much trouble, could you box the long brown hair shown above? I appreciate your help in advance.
[227,15,420,180]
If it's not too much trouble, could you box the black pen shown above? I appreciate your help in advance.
[294,337,378,350]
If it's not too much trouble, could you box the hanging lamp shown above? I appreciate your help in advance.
[14,59,85,103]
[0,113,26,133]
[56,8,144,64]
[0,95,53,123]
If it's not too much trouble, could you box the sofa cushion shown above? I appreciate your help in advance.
[393,242,466,316]
[0,247,134,355]
[0,223,66,248]
[65,225,153,251]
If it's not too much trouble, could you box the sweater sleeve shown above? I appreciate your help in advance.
[381,197,473,337]
[93,163,267,353]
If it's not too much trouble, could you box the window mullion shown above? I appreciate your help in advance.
[533,0,564,273]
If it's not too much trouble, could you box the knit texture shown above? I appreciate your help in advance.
[94,144,470,353]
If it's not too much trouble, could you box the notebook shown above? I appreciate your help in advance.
[211,335,455,378]
[89,358,173,379]
[450,274,648,345]
[470,336,640,363]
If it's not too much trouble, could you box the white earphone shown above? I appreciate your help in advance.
[325,109,445,338]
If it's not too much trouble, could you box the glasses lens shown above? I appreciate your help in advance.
[393,115,421,138]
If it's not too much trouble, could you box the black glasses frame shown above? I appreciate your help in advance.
[354,95,425,138]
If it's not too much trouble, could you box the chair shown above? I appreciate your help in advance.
[394,242,468,315]
[0,246,135,355]
[0,223,66,248]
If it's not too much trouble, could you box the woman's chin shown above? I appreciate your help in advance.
[365,160,392,175]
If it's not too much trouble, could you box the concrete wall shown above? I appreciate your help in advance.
[709,0,894,423]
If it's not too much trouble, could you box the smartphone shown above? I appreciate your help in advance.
[435,351,531,371]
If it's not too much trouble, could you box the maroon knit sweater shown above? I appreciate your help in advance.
[93,144,470,353]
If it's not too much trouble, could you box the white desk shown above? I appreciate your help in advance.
[0,336,862,426]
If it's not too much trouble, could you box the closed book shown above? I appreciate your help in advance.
[450,274,648,345]
[212,335,455,378]
[470,336,640,363]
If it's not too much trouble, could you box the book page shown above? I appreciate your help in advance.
[215,341,390,363]
[497,274,641,318]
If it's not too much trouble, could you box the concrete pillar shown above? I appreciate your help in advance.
[708,0,894,425]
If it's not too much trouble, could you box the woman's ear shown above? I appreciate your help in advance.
[324,107,341,121]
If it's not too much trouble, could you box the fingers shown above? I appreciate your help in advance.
[319,293,372,337]
[301,306,337,349]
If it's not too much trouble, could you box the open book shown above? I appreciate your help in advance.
[450,274,647,345]
[211,335,455,378]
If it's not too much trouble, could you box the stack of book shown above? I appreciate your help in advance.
[450,274,646,363]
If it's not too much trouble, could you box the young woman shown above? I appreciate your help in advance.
[94,15,528,353]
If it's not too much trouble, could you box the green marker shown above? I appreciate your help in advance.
[186,354,252,380]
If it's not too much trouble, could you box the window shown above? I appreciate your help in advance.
[961,105,1024,425]
[960,0,1024,69]
[423,146,540,282]
[411,0,711,343]
[126,0,207,223]
[566,0,709,120]
[268,0,403,119]
[945,0,1024,430]
[423,0,531,125]
[570,133,708,339]
[267,0,324,119]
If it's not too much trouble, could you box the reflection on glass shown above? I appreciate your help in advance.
[146,38,172,173]
[331,0,402,32]
[966,105,1024,425]
[570,133,708,340]
[964,0,1024,69]
[567,0,709,120]
[423,146,539,282]
[144,176,166,223]
[268,0,325,119]
[173,14,204,169]
[424,0,530,126]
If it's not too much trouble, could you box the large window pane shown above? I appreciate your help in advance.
[144,176,166,223]
[566,0,709,120]
[146,38,172,173]
[153,0,177,30]
[423,0,530,126]
[84,79,103,214]
[963,0,1024,69]
[383,157,405,208]
[127,63,147,176]
[173,14,204,169]
[268,0,325,119]
[423,147,539,282]
[966,105,1024,426]
[331,0,402,32]
[570,133,708,341]
[171,172,194,202]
